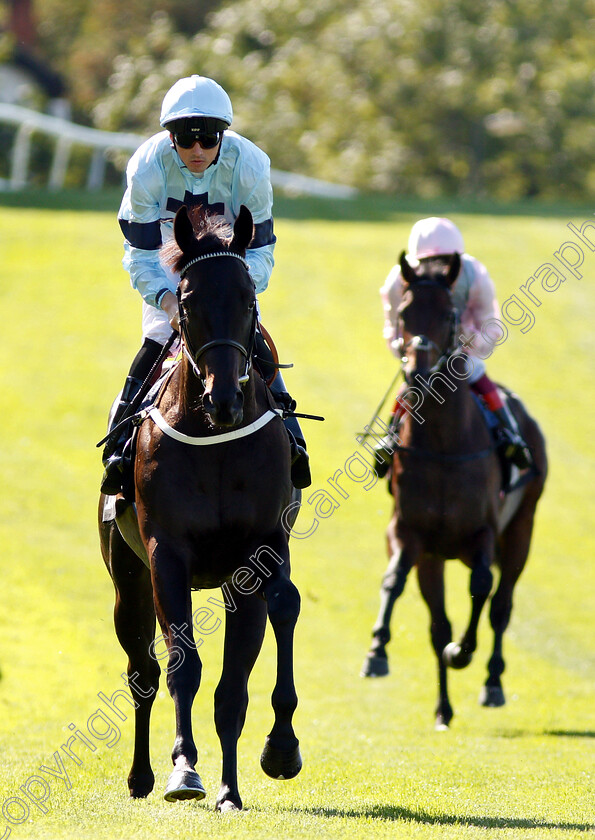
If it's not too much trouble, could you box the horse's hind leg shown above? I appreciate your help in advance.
[417,560,454,729]
[481,499,538,707]
[361,521,415,677]
[214,593,267,811]
[100,519,160,797]
[259,543,302,782]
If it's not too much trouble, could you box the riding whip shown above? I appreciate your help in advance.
[96,330,178,448]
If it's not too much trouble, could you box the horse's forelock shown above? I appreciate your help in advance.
[188,206,233,242]
[161,208,233,273]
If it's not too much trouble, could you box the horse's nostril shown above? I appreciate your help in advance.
[202,389,244,428]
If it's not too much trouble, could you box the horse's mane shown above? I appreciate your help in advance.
[161,207,233,274]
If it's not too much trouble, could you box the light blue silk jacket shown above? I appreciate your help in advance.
[118,130,276,308]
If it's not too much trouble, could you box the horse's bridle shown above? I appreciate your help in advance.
[393,280,497,462]
[177,251,257,387]
[398,281,460,384]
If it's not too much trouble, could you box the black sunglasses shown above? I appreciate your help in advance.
[173,131,222,150]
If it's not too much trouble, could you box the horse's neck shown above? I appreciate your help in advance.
[403,375,480,452]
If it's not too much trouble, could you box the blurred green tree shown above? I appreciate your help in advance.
[31,0,220,118]
[16,0,595,198]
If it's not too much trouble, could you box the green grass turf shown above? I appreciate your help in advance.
[0,190,593,839]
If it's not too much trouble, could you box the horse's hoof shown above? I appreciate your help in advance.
[128,777,154,799]
[216,784,242,812]
[164,768,206,802]
[260,738,302,780]
[435,709,453,730]
[360,653,389,677]
[217,799,241,813]
[443,642,472,670]
[479,685,506,707]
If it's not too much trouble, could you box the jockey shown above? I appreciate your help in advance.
[373,216,531,476]
[101,74,310,494]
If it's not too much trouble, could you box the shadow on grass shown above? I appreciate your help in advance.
[286,804,594,832]
[494,728,595,740]
[545,730,595,739]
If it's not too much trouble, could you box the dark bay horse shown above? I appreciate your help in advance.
[99,206,301,810]
[361,253,547,729]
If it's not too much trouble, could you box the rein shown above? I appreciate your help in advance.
[177,250,257,386]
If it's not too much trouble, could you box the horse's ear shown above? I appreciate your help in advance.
[173,205,196,254]
[230,205,254,255]
[445,253,461,287]
[399,250,417,285]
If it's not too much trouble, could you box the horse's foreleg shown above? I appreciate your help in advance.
[151,551,205,802]
[260,553,302,782]
[361,524,415,677]
[417,560,453,729]
[214,593,267,812]
[443,531,494,671]
[103,523,160,798]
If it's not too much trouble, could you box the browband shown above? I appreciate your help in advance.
[180,251,251,278]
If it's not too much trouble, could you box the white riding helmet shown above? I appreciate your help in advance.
[407,217,465,260]
[160,75,233,129]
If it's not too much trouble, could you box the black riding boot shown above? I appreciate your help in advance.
[493,405,532,470]
[100,376,143,494]
[372,433,393,479]
[269,376,311,490]
[254,331,311,489]
[284,411,312,490]
[371,412,404,478]
[100,338,163,495]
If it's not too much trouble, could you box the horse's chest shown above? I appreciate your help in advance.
[146,436,289,516]
[136,422,291,586]
[143,457,290,559]
[157,479,286,535]
[395,465,496,543]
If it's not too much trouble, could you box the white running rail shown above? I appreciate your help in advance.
[0,102,357,198]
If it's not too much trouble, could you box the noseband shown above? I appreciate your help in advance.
[177,251,257,386]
